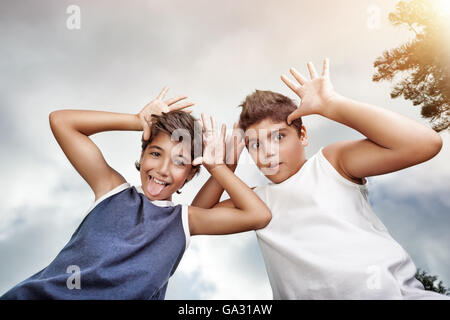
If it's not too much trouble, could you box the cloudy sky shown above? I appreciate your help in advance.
[0,0,449,299]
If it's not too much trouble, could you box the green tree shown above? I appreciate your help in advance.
[415,268,450,295]
[373,0,450,132]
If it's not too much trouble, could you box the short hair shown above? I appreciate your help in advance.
[135,110,202,178]
[238,90,303,138]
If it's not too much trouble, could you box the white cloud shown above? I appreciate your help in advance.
[1,0,449,299]
[168,233,272,300]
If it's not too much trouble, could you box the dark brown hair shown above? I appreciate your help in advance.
[238,90,303,138]
[135,110,202,178]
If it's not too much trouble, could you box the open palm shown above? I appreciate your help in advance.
[192,114,227,171]
[281,58,338,124]
[137,86,194,140]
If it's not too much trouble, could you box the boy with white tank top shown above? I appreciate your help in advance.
[192,59,449,299]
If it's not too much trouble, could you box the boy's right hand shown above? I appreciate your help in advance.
[137,86,194,140]
[281,58,339,124]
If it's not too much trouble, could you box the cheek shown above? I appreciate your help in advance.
[169,167,190,188]
[278,144,290,159]
[280,139,303,161]
[141,155,158,169]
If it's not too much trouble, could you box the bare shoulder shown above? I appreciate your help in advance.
[93,170,127,201]
[322,142,366,185]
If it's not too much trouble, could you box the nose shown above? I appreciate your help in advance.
[259,141,277,165]
[266,143,277,158]
[156,157,170,178]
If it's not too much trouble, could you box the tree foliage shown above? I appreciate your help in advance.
[373,0,450,131]
[415,268,450,295]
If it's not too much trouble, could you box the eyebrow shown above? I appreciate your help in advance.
[149,145,163,151]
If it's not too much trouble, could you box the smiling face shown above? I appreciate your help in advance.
[139,132,197,201]
[246,118,308,184]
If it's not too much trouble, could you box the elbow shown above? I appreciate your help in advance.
[431,132,443,156]
[423,131,443,160]
[49,110,62,128]
[254,209,272,230]
[49,111,55,124]
[49,110,70,131]
[408,130,443,163]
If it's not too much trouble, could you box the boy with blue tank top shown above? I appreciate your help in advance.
[193,59,450,299]
[1,87,271,300]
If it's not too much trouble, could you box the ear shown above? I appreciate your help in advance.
[300,125,308,147]
[135,150,144,170]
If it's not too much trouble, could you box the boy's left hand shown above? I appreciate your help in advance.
[281,58,339,124]
[192,113,227,172]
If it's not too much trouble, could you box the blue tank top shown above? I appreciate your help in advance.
[1,183,189,300]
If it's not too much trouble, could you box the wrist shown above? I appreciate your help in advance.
[207,163,228,175]
[134,113,144,131]
[320,93,345,119]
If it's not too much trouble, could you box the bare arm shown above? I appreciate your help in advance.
[321,96,442,180]
[191,122,245,208]
[189,165,270,235]
[49,87,194,201]
[282,59,443,182]
[49,109,140,201]
[189,115,271,235]
[191,176,227,208]
[191,176,255,210]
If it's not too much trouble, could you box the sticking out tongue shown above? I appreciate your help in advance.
[147,176,167,196]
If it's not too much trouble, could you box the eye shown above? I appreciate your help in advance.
[273,133,284,142]
[150,151,160,157]
[250,141,259,150]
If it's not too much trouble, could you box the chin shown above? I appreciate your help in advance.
[261,170,282,184]
[267,175,285,184]
[264,169,295,184]
[260,165,282,183]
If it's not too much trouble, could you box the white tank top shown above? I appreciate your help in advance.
[254,147,449,299]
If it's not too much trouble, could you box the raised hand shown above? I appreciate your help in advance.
[281,58,338,124]
[192,113,227,171]
[137,86,194,140]
[225,122,245,171]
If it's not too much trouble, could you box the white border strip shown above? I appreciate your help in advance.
[181,204,191,250]
[84,182,131,215]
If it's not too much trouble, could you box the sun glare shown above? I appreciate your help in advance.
[436,0,450,14]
